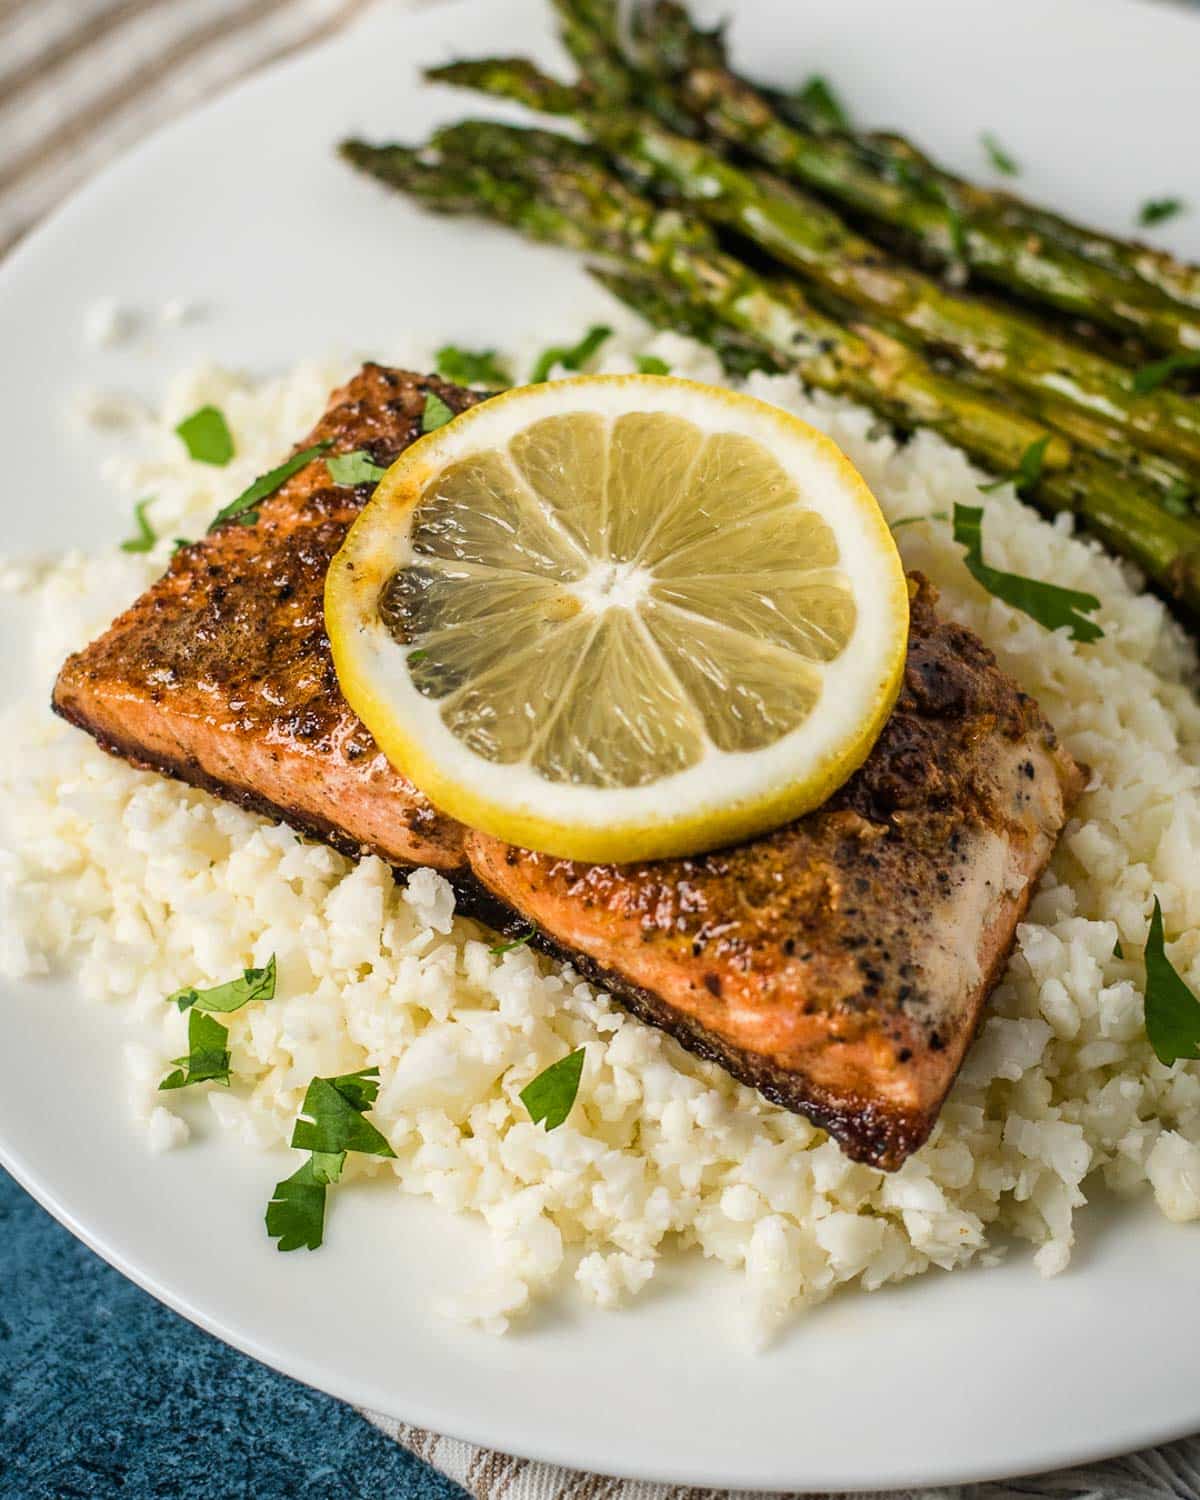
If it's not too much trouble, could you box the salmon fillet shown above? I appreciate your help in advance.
[55,366,474,874]
[53,365,1085,1169]
[468,584,1084,1167]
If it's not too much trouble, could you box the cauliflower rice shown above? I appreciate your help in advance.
[3,331,1200,1340]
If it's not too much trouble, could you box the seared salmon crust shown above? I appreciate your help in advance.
[53,365,1085,1169]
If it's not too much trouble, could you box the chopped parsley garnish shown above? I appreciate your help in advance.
[953,503,1103,642]
[290,1072,395,1158]
[168,955,276,1013]
[890,510,949,531]
[530,324,613,384]
[120,497,158,553]
[636,354,671,375]
[207,441,331,532]
[977,434,1050,495]
[1143,897,1200,1067]
[933,181,968,262]
[1139,197,1186,228]
[326,449,388,486]
[315,1067,383,1114]
[407,648,429,664]
[159,1010,232,1091]
[309,1151,348,1184]
[175,405,234,466]
[981,133,1019,176]
[1114,938,1125,959]
[263,1158,327,1253]
[1161,481,1193,518]
[171,538,191,555]
[266,1067,396,1252]
[1130,352,1200,396]
[435,345,512,388]
[520,1048,585,1131]
[490,926,536,956]
[157,957,277,1093]
[795,74,849,131]
[421,392,455,433]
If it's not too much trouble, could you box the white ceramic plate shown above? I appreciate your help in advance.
[2,0,1199,1489]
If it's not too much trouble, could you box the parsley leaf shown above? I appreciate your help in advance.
[1114,938,1125,959]
[890,510,949,531]
[981,133,1019,176]
[932,181,968,261]
[320,1067,383,1113]
[1131,352,1200,396]
[309,1151,347,1184]
[953,503,1103,641]
[158,1010,232,1091]
[636,354,671,375]
[421,392,455,433]
[167,955,276,1014]
[1144,897,1200,1066]
[977,434,1050,495]
[490,926,536,956]
[171,538,191,555]
[435,345,511,388]
[207,441,331,532]
[120,497,158,554]
[530,325,613,384]
[265,1157,328,1252]
[267,1068,396,1253]
[176,405,234,466]
[795,74,849,131]
[326,449,388,486]
[1139,197,1186,228]
[520,1048,586,1131]
[158,958,276,1091]
[289,1068,396,1159]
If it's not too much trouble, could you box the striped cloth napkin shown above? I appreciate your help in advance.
[4,3,1200,1496]
[0,0,384,254]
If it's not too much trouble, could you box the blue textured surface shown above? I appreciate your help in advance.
[0,1166,466,1500]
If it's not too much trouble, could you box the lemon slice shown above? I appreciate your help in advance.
[326,375,908,862]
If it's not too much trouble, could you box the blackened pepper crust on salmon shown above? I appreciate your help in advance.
[53,366,477,872]
[468,581,1085,1168]
[52,365,1085,1170]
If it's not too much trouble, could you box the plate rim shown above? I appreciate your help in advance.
[6,1130,1200,1491]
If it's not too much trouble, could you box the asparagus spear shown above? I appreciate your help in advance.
[614,0,1200,319]
[769,111,1200,318]
[981,195,1200,318]
[555,0,1200,356]
[590,261,1199,518]
[550,0,703,132]
[588,264,787,378]
[340,123,1200,613]
[761,79,1200,315]
[552,0,725,75]
[686,73,1200,357]
[428,56,582,115]
[427,58,1200,477]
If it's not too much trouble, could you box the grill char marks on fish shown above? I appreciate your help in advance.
[52,365,1085,1169]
